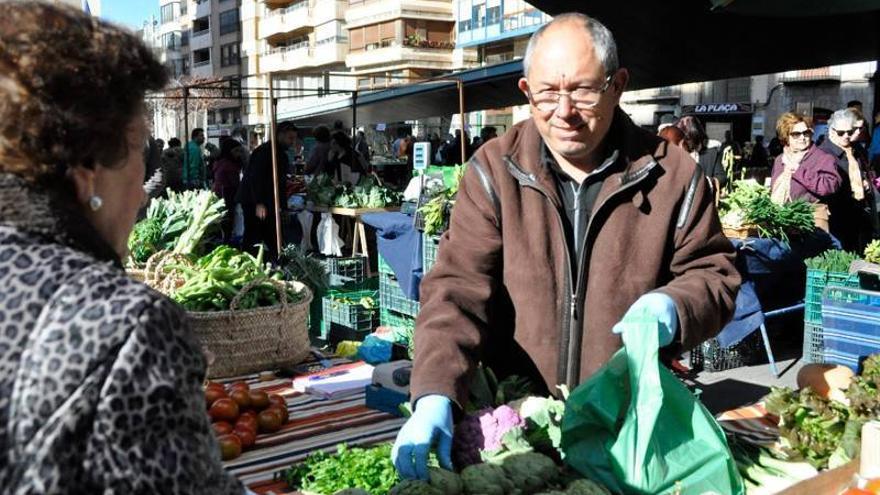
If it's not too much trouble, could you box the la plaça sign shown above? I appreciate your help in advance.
[683,103,753,114]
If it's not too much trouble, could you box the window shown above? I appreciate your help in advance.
[160,3,177,24]
[180,0,187,15]
[487,5,501,25]
[193,47,210,66]
[219,9,239,35]
[163,31,181,50]
[181,30,190,46]
[221,43,240,67]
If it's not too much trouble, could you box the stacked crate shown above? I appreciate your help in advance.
[802,268,860,364]
[313,256,370,343]
[322,289,379,344]
[378,255,419,353]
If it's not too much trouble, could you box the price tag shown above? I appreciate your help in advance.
[413,142,430,171]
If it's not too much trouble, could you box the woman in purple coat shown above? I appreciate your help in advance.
[770,112,841,232]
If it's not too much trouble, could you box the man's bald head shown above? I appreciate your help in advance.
[522,13,619,79]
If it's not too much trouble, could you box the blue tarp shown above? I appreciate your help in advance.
[715,230,839,347]
[362,212,422,300]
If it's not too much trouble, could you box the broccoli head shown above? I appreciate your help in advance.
[500,453,559,494]
[333,490,371,495]
[429,467,463,495]
[390,480,443,495]
[461,463,517,495]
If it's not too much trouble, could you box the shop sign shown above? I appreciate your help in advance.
[683,103,753,114]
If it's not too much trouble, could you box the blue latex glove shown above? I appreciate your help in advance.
[392,394,453,480]
[612,292,678,347]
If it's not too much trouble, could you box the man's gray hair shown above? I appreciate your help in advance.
[829,108,858,130]
[522,13,619,78]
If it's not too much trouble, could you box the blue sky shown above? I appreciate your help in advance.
[101,0,158,30]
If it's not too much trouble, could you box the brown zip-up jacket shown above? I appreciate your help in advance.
[410,110,740,406]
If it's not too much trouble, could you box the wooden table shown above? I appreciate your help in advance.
[308,206,400,274]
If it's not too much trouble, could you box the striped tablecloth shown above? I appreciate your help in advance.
[219,356,780,494]
[217,357,406,495]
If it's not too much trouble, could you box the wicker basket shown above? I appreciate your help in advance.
[127,268,146,283]
[192,278,313,378]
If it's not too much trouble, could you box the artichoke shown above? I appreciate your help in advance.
[461,463,516,495]
[565,479,611,495]
[390,480,442,495]
[500,453,559,494]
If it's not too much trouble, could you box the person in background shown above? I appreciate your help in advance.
[820,109,876,251]
[676,116,726,192]
[392,128,407,159]
[237,121,298,261]
[0,3,245,493]
[847,100,863,114]
[769,113,840,232]
[658,125,685,148]
[429,132,442,162]
[850,108,870,154]
[749,135,769,169]
[445,129,472,165]
[185,127,206,189]
[161,137,185,193]
[481,125,498,143]
[155,138,165,151]
[329,131,367,184]
[768,136,784,160]
[305,125,334,177]
[392,12,738,480]
[232,127,251,169]
[212,137,244,242]
[354,130,371,167]
[471,134,483,150]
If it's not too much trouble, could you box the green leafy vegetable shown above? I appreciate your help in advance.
[864,239,880,264]
[277,443,400,495]
[804,249,861,272]
[719,181,815,242]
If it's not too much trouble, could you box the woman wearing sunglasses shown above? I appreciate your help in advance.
[770,112,840,232]
[819,109,877,251]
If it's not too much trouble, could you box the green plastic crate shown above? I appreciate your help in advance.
[320,256,368,287]
[803,321,825,364]
[322,289,379,332]
[380,273,420,317]
[378,255,394,276]
[380,309,416,358]
[423,234,441,274]
[805,269,860,324]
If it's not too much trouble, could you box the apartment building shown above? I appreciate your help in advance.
[621,62,878,145]
[455,0,550,135]
[153,0,245,141]
[345,0,478,91]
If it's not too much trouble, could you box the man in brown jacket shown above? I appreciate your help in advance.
[392,13,740,480]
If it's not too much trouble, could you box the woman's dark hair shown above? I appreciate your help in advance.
[675,116,708,154]
[313,125,331,143]
[168,138,182,148]
[0,1,168,184]
[219,137,242,160]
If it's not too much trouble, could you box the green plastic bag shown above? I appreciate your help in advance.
[561,316,744,495]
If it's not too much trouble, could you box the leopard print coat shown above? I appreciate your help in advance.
[0,175,243,494]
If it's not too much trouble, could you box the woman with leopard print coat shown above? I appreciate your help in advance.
[0,3,244,494]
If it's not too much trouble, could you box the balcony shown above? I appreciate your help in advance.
[195,0,211,17]
[261,43,315,72]
[191,28,212,49]
[261,2,312,40]
[312,0,347,24]
[346,0,453,29]
[192,59,214,78]
[781,66,842,84]
[346,38,456,72]
[312,38,349,66]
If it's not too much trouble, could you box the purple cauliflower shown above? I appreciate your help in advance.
[452,406,525,469]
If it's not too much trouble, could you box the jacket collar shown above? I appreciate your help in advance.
[819,139,846,158]
[0,174,122,267]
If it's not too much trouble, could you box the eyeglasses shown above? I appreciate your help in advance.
[527,73,615,113]
[789,130,814,139]
[832,128,857,137]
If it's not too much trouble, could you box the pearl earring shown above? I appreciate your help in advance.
[89,195,103,211]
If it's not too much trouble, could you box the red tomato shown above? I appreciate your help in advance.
[257,408,283,433]
[268,404,289,424]
[233,425,256,448]
[212,421,234,436]
[229,389,252,410]
[267,394,286,410]
[217,433,242,460]
[235,415,258,434]
[227,381,250,393]
[248,390,270,410]
[204,387,228,409]
[209,398,240,423]
[205,381,225,392]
